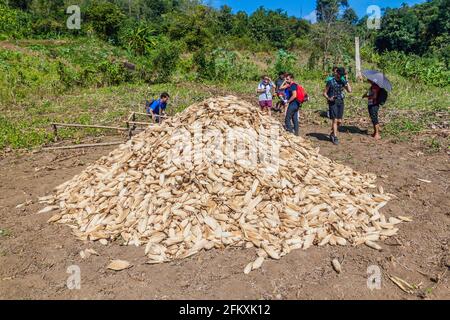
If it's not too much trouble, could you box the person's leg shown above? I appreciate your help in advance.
[373,124,380,139]
[293,108,299,136]
[328,103,334,136]
[329,103,338,140]
[371,105,381,139]
[285,104,295,133]
[368,105,375,137]
[336,101,344,135]
[268,100,272,117]
[259,101,265,113]
[332,119,338,137]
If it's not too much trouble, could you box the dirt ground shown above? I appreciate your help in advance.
[0,122,449,300]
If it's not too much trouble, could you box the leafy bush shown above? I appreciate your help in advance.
[194,48,259,82]
[147,36,181,82]
[85,2,125,42]
[119,21,157,55]
[57,61,79,88]
[97,60,133,86]
[380,51,450,87]
[0,4,31,39]
[32,18,65,37]
[270,49,297,76]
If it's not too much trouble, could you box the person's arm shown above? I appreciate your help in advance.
[323,85,333,102]
[288,87,297,104]
[148,108,155,121]
[256,84,265,94]
[344,82,352,93]
[151,101,162,120]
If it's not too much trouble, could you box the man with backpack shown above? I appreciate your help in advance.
[363,80,387,140]
[146,92,170,123]
[324,67,339,118]
[323,67,352,145]
[283,73,308,136]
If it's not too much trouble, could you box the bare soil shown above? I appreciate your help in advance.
[0,123,449,300]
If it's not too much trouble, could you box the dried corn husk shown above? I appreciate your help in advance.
[40,96,401,275]
[107,260,132,271]
[332,259,342,273]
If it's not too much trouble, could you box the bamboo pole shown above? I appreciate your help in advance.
[51,123,128,131]
[124,121,158,126]
[133,112,168,118]
[43,142,123,151]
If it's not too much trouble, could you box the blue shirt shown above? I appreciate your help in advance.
[286,83,297,100]
[149,99,167,115]
[286,83,300,107]
[326,77,348,101]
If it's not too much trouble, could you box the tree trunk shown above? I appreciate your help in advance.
[355,37,363,81]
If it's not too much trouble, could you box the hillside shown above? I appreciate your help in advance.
[0,37,448,151]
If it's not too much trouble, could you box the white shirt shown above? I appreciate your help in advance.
[258,82,274,101]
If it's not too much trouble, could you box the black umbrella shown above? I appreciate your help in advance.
[362,70,393,92]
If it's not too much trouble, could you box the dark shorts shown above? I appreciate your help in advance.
[328,100,345,120]
[259,100,273,108]
[368,104,380,125]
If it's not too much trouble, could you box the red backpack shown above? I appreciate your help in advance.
[292,83,308,103]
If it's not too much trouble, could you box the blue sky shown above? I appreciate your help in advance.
[207,0,426,21]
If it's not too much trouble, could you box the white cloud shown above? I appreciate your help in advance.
[303,10,317,23]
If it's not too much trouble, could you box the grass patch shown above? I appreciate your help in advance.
[423,137,444,154]
[0,39,448,149]
[383,118,425,140]
[0,228,11,237]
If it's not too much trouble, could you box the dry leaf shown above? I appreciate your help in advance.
[332,259,342,273]
[107,260,132,271]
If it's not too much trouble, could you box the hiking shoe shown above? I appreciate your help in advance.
[333,136,339,145]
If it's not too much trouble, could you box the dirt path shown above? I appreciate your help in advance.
[0,124,448,300]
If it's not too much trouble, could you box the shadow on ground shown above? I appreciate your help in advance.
[339,126,368,135]
[306,132,330,142]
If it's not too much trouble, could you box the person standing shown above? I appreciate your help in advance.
[257,75,275,117]
[274,72,288,113]
[283,73,308,136]
[323,67,352,145]
[324,67,338,118]
[363,80,382,140]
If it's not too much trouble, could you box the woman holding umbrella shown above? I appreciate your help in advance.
[362,70,392,140]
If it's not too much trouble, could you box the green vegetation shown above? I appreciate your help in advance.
[0,228,11,237]
[0,0,448,149]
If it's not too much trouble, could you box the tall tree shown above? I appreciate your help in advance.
[316,0,348,22]
[217,5,233,35]
[375,6,421,53]
[342,7,357,25]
